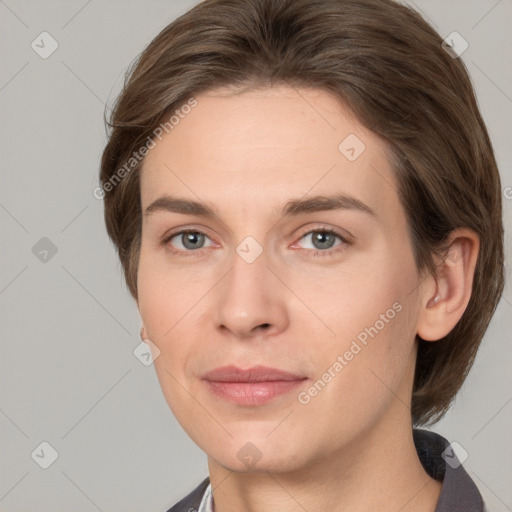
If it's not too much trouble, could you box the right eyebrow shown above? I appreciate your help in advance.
[144,196,216,218]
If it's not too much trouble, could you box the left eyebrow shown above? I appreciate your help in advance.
[143,193,377,219]
[280,193,377,218]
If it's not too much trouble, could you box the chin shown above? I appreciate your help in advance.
[205,436,309,474]
[215,455,307,475]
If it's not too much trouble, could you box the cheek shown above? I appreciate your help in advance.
[136,249,213,394]
[301,253,419,401]
[137,246,202,333]
[283,253,408,342]
[298,302,416,441]
[136,255,199,418]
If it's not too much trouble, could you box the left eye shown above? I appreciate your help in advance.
[297,230,344,251]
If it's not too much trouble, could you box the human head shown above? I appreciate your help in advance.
[100,0,504,430]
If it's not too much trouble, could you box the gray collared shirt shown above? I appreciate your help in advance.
[167,428,486,512]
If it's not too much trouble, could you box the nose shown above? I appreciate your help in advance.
[214,247,289,339]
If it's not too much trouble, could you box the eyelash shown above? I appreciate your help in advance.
[162,226,350,258]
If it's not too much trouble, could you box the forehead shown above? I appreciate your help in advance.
[140,85,401,224]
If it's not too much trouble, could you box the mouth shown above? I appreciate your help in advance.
[201,365,308,406]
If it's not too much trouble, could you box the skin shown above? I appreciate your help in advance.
[137,85,479,512]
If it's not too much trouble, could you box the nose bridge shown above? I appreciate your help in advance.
[225,243,271,314]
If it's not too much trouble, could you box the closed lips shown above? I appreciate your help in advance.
[202,365,307,382]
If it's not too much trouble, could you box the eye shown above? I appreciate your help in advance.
[162,227,349,257]
[293,228,349,255]
[166,230,213,251]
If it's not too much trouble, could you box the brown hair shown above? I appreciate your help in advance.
[100,0,505,426]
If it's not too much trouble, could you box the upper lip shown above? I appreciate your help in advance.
[202,365,306,383]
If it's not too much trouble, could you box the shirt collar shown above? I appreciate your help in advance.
[197,481,213,512]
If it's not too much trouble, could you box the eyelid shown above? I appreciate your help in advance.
[162,224,214,242]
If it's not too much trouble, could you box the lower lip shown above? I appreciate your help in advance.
[204,379,306,405]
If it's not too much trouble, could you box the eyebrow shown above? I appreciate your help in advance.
[144,193,377,219]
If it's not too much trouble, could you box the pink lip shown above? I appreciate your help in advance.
[202,365,307,406]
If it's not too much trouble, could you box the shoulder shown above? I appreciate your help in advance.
[165,477,210,512]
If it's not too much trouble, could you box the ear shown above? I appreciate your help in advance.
[140,325,147,341]
[416,228,480,342]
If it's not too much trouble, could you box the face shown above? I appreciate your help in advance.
[137,85,425,473]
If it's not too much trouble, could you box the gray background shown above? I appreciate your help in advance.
[0,0,511,510]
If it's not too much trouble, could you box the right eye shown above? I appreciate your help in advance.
[165,230,214,252]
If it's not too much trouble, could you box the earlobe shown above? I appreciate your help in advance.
[140,326,147,341]
[416,228,480,342]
